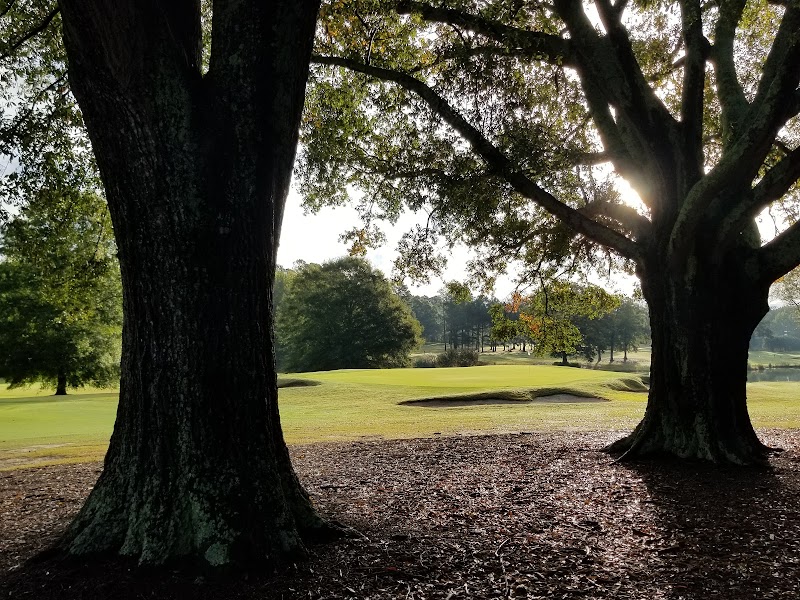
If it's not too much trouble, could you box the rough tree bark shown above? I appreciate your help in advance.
[56,0,326,567]
[608,249,773,463]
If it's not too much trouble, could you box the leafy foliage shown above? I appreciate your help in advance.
[301,1,800,281]
[275,257,422,372]
[0,186,121,392]
[506,282,620,361]
[435,347,480,367]
[1,2,94,219]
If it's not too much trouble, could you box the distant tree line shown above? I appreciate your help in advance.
[276,266,652,369]
[750,306,800,353]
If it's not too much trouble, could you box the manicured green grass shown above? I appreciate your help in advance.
[2,365,800,469]
[277,366,648,445]
[748,350,800,368]
[0,384,119,469]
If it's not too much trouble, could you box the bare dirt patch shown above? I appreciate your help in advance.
[1,430,799,599]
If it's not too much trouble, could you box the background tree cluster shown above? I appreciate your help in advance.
[488,282,649,364]
[275,257,422,372]
[404,287,494,350]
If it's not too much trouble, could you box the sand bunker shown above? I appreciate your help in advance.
[402,393,607,407]
[277,378,322,388]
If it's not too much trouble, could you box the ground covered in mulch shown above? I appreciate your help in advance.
[2,430,800,599]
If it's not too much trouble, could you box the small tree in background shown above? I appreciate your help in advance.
[0,187,121,394]
[512,282,619,365]
[276,257,422,372]
[611,299,651,362]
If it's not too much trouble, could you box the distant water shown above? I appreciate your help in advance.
[747,368,800,382]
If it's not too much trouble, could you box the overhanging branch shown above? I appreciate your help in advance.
[312,54,643,261]
[0,6,59,62]
[758,220,800,284]
[670,6,800,260]
[395,1,572,66]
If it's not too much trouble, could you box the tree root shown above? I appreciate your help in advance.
[603,419,775,466]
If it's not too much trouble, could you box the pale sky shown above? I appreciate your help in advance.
[277,185,640,299]
[277,188,474,297]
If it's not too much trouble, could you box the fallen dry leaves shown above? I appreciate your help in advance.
[1,430,799,599]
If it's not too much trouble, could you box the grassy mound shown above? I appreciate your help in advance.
[604,376,649,393]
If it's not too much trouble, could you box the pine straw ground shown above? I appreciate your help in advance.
[1,430,800,599]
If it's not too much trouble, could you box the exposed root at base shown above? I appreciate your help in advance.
[604,428,773,466]
[299,517,351,544]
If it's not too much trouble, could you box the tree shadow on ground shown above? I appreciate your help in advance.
[619,440,800,599]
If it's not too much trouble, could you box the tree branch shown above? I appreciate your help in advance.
[717,145,800,247]
[710,0,748,140]
[670,6,800,261]
[312,54,643,261]
[579,200,652,240]
[409,43,571,74]
[395,0,572,66]
[787,88,800,121]
[554,0,679,211]
[590,0,680,142]
[0,6,59,62]
[679,0,707,184]
[572,151,614,165]
[758,220,800,284]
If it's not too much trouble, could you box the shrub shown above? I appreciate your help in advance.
[436,348,481,367]
[413,356,438,368]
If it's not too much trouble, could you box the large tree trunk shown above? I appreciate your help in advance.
[55,371,67,396]
[57,0,326,567]
[608,256,772,465]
